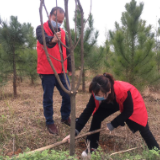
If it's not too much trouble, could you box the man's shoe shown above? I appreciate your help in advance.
[46,123,58,135]
[81,148,97,158]
[61,117,71,126]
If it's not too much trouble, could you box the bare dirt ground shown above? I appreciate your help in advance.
[0,78,160,158]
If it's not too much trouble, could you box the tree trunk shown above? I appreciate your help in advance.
[31,77,34,85]
[39,0,85,156]
[20,76,23,83]
[13,49,17,97]
[130,36,135,84]
[69,93,76,155]
[82,69,85,92]
[157,55,160,73]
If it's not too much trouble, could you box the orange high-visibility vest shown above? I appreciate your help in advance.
[37,21,67,74]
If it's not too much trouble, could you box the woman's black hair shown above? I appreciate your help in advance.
[89,73,115,102]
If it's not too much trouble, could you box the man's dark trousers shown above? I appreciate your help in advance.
[41,74,71,125]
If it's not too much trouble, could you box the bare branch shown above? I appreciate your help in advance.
[43,1,71,90]
[73,21,90,49]
[43,1,49,17]
[48,54,62,62]
[75,0,84,91]
[64,0,76,91]
[72,16,88,50]
[42,1,71,92]
[73,34,81,50]
[64,1,73,49]
[24,128,105,155]
[73,0,92,50]
[64,53,71,61]
[39,0,70,94]
[110,146,142,157]
[23,127,126,155]
[55,0,71,90]
[58,42,71,90]
[56,0,58,31]
[76,128,105,139]
[74,0,77,44]
[64,0,76,156]
[42,2,70,49]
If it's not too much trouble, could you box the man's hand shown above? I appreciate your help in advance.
[62,135,70,143]
[68,72,72,76]
[51,31,61,43]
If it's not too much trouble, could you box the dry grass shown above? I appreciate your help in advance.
[0,78,160,157]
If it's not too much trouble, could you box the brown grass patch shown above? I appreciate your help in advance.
[0,78,160,157]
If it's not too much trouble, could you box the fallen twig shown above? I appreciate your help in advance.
[19,127,106,156]
[109,146,142,157]
[22,127,127,156]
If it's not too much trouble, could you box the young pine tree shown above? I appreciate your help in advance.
[0,44,8,87]
[18,48,38,85]
[64,11,103,91]
[155,19,160,73]
[108,0,157,87]
[0,16,35,97]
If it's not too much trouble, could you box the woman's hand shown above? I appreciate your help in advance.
[62,135,70,143]
[106,123,114,134]
[106,126,109,131]
[106,126,112,134]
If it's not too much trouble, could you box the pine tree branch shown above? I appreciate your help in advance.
[134,47,152,68]
[119,59,128,69]
[137,65,154,77]
[118,44,130,64]
[84,52,104,71]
